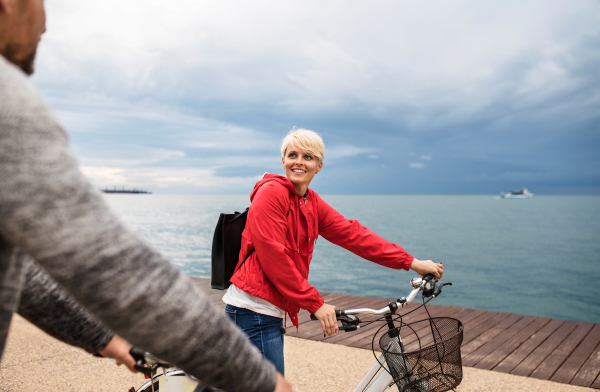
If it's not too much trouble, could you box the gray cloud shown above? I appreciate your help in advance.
[31,0,600,194]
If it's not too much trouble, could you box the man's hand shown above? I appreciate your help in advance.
[314,303,339,336]
[98,335,137,373]
[410,258,444,279]
[274,372,294,392]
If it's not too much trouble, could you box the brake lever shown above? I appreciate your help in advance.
[432,282,452,298]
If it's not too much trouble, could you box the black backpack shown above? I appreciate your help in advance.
[211,208,254,290]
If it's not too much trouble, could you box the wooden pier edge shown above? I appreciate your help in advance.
[191,277,600,389]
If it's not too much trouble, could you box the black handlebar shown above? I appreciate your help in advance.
[129,347,146,362]
[309,310,360,333]
[310,309,344,321]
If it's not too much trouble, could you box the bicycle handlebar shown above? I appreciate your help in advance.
[129,347,173,375]
[310,274,451,322]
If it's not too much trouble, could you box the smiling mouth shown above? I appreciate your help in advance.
[292,169,306,173]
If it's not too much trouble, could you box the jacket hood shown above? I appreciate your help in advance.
[250,173,301,202]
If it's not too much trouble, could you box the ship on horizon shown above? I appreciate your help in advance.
[101,187,152,194]
[501,188,533,199]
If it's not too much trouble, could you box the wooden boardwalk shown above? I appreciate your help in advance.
[191,277,600,389]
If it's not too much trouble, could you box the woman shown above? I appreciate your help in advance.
[224,129,443,374]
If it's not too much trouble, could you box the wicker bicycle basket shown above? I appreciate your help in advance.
[379,317,463,392]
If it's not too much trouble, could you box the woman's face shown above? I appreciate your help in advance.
[282,145,323,194]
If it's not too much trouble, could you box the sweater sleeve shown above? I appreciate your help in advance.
[18,258,114,354]
[316,194,414,270]
[0,58,276,392]
[248,184,324,314]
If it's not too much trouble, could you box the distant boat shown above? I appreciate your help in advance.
[501,188,533,199]
[101,187,152,194]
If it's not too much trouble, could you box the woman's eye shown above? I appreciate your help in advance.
[304,155,312,160]
[288,153,297,158]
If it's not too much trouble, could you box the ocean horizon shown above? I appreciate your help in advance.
[103,194,600,324]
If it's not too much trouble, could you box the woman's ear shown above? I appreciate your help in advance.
[316,160,323,173]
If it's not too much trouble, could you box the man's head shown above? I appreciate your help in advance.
[0,0,46,75]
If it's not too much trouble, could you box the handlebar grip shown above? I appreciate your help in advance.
[423,273,436,281]
[310,309,344,321]
[129,347,146,362]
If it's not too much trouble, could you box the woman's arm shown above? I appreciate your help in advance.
[316,194,413,270]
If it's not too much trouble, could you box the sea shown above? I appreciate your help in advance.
[103,194,600,324]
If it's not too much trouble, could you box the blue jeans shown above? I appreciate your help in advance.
[225,305,285,375]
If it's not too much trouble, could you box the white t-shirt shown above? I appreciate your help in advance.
[222,284,285,319]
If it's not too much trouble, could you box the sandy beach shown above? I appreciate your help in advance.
[0,315,594,392]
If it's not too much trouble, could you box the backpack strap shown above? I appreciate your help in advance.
[234,193,292,273]
[234,247,254,274]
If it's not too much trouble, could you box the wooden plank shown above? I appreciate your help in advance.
[475,317,551,371]
[552,323,600,384]
[570,333,600,387]
[510,321,578,377]
[462,312,512,347]
[592,373,600,390]
[494,318,565,373]
[530,322,594,380]
[461,313,523,358]
[462,315,537,367]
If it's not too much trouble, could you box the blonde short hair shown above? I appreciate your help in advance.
[281,129,325,162]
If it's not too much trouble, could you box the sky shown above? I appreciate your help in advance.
[32,0,600,195]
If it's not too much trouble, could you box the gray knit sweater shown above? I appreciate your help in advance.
[19,259,114,354]
[0,55,276,392]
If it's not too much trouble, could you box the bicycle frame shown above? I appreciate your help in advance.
[354,353,395,391]
[347,277,429,392]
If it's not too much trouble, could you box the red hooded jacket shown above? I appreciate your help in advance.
[229,174,414,327]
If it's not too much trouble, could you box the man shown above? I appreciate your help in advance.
[0,1,293,391]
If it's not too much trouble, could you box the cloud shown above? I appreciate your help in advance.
[326,145,375,160]
[28,0,600,194]
[410,163,425,169]
[81,165,263,193]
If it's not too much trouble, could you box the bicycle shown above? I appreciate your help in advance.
[319,273,463,392]
[128,274,462,392]
[127,350,215,392]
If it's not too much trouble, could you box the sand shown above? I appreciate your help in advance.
[0,315,595,392]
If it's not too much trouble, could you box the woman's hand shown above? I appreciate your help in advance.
[410,258,444,279]
[314,303,339,336]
